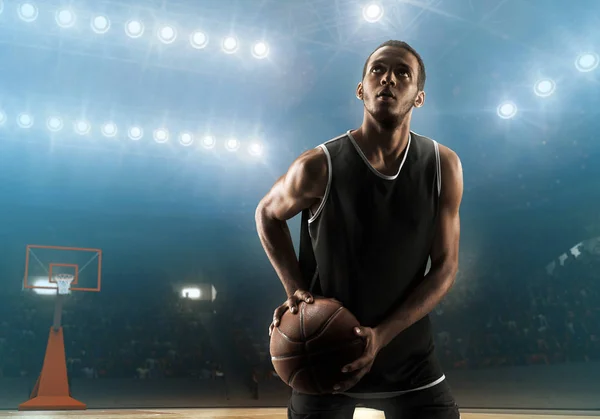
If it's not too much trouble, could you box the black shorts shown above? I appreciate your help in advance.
[288,380,459,419]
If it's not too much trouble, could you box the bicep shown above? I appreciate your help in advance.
[430,147,463,270]
[258,149,327,222]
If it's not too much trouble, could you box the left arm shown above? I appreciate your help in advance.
[375,144,463,347]
[335,145,463,393]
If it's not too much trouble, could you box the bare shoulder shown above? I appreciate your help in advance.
[436,143,463,206]
[257,146,328,221]
[293,146,328,175]
[284,146,328,198]
[437,143,462,176]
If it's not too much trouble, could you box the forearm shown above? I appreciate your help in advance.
[375,263,457,347]
[256,209,308,297]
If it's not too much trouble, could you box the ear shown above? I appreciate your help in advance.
[414,90,425,108]
[356,82,364,101]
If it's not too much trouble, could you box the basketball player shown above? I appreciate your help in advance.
[256,40,463,418]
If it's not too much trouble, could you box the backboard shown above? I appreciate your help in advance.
[23,245,102,293]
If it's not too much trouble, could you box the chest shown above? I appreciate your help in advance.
[332,168,436,227]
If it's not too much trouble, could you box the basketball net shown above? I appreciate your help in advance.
[55,274,74,295]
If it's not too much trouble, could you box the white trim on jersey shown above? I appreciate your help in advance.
[342,374,446,399]
[347,130,412,181]
[307,143,334,224]
[433,140,442,197]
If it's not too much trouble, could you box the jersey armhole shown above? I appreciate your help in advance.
[426,140,442,276]
[307,144,332,224]
[433,140,441,198]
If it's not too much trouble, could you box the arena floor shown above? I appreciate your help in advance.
[0,409,599,418]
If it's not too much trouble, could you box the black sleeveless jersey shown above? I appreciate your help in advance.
[298,130,444,394]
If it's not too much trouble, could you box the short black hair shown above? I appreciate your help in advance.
[362,40,426,91]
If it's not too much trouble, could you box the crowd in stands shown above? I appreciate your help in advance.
[226,294,276,384]
[0,288,223,380]
[1,249,599,388]
[432,250,600,369]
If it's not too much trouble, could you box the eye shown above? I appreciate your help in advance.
[396,68,410,77]
[371,65,383,73]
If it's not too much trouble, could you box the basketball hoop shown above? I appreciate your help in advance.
[55,274,74,295]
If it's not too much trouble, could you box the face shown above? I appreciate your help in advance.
[357,46,425,128]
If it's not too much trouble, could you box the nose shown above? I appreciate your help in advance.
[380,73,396,87]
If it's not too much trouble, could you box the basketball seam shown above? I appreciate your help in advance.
[273,305,345,344]
[287,367,301,386]
[274,327,296,343]
[300,303,306,342]
[310,306,345,340]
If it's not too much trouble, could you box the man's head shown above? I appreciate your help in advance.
[362,40,426,90]
[357,40,426,128]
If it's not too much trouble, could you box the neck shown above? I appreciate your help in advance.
[352,113,412,159]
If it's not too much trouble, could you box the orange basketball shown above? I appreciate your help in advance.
[269,297,365,395]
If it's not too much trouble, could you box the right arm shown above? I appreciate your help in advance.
[255,147,328,317]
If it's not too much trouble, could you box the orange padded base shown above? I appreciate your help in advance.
[18,395,86,410]
[18,327,86,411]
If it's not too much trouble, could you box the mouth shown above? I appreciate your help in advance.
[376,90,395,100]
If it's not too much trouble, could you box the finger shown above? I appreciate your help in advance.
[273,306,288,326]
[342,355,372,373]
[354,326,370,337]
[333,371,364,393]
[287,298,298,314]
[293,289,314,303]
[333,379,356,393]
[335,366,370,392]
[300,291,314,303]
[269,323,274,336]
